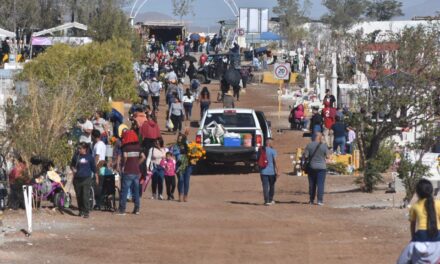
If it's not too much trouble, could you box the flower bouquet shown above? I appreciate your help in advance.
[109,136,118,146]
[187,142,206,165]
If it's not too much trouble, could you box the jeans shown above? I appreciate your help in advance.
[170,114,182,132]
[151,96,160,111]
[346,142,353,154]
[311,125,322,141]
[151,166,164,196]
[200,102,210,119]
[165,176,176,198]
[119,174,140,213]
[333,136,346,154]
[183,102,193,120]
[178,165,193,196]
[73,177,92,215]
[308,169,326,203]
[260,174,276,203]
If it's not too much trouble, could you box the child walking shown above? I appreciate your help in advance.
[161,152,177,200]
[397,179,440,263]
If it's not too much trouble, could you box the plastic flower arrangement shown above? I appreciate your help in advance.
[109,136,118,146]
[188,142,206,165]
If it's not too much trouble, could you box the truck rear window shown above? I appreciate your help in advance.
[204,113,256,128]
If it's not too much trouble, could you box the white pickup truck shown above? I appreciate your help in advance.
[195,108,272,168]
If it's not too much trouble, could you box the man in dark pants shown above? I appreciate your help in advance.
[70,142,96,218]
[258,138,279,206]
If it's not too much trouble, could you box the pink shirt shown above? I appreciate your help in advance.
[160,158,176,176]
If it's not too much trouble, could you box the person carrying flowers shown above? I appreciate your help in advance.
[176,134,205,202]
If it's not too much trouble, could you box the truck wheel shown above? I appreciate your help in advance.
[195,160,210,175]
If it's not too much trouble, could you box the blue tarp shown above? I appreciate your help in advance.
[260,32,282,41]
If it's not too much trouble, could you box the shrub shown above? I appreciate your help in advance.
[397,155,431,203]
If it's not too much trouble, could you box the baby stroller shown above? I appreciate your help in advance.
[31,156,71,209]
[99,168,120,212]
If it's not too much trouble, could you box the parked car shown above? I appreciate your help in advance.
[195,108,272,171]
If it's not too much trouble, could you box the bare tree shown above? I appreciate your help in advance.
[172,0,195,21]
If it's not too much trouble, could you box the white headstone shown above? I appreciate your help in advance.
[331,52,338,106]
[319,73,326,101]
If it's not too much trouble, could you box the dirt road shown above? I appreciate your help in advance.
[0,81,409,264]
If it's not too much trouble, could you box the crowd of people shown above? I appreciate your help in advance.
[1,37,28,64]
[71,102,197,217]
[289,89,356,155]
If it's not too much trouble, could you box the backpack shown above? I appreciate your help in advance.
[258,147,268,169]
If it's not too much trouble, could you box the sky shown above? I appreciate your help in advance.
[130,0,437,28]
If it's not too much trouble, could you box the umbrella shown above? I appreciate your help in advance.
[260,32,282,41]
[224,68,241,87]
[183,55,197,63]
[190,33,200,41]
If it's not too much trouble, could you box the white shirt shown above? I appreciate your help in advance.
[93,141,107,162]
[347,130,356,144]
[79,120,93,143]
[153,62,159,72]
[182,95,194,104]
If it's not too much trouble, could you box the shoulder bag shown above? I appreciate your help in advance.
[301,143,321,174]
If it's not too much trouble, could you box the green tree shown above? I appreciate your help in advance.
[365,0,404,21]
[349,25,440,191]
[272,0,311,47]
[9,39,136,167]
[0,0,62,32]
[172,0,195,21]
[88,2,132,42]
[321,0,367,32]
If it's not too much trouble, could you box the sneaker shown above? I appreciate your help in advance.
[83,214,90,219]
[133,211,140,215]
[264,202,271,206]
[78,211,84,217]
[158,195,163,200]
[116,212,126,216]
[150,194,156,200]
[317,202,324,206]
[309,201,314,205]
[270,201,276,205]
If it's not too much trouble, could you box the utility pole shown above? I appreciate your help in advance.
[13,0,17,33]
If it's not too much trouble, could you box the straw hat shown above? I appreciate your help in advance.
[118,124,129,138]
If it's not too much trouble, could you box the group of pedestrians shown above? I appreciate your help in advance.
[69,81,199,218]
[309,89,356,155]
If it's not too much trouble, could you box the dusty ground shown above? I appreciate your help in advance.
[0,80,409,264]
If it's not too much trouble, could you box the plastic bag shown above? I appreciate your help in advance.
[166,119,174,129]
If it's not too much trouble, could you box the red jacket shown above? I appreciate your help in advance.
[140,119,161,140]
[322,107,336,129]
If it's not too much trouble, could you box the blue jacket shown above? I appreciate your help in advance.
[71,153,96,178]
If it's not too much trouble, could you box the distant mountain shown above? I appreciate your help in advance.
[403,0,440,19]
[134,11,175,23]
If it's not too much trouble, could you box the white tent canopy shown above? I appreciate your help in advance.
[0,27,15,39]
[33,22,88,37]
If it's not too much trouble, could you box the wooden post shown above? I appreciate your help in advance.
[278,81,283,120]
